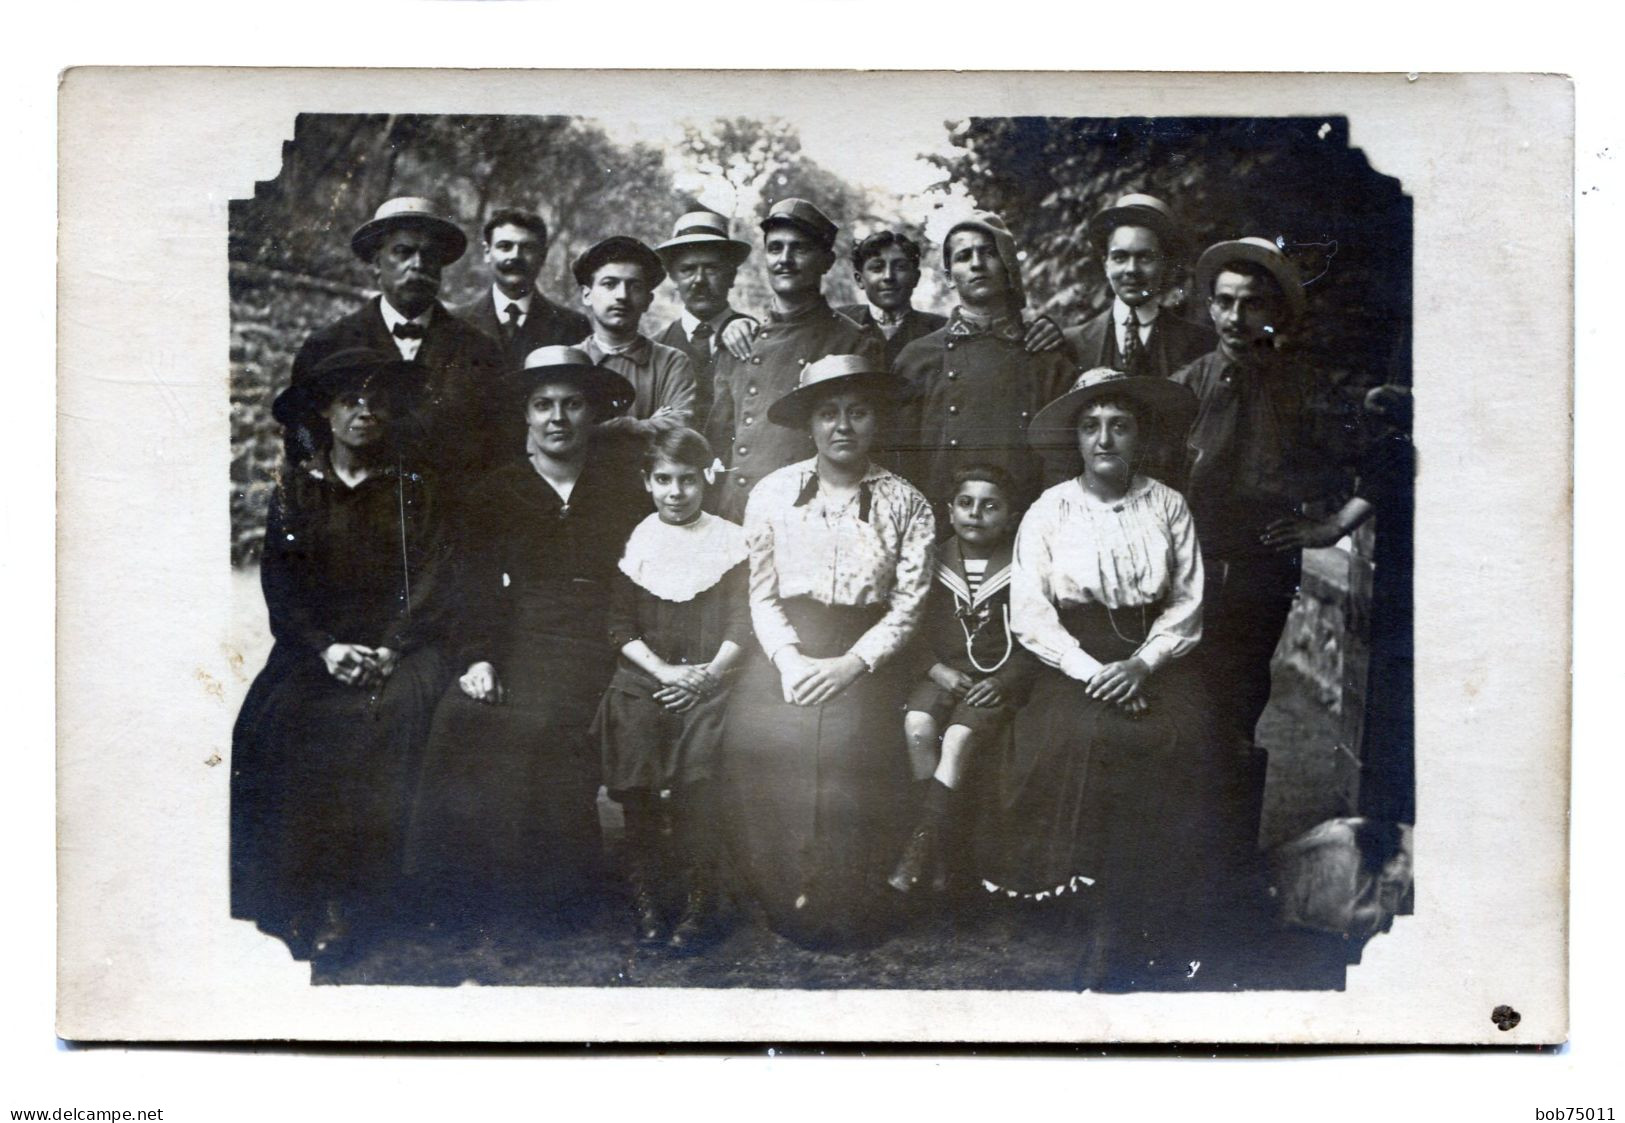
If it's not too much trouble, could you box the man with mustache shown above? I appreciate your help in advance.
[572,236,696,439]
[1172,237,1371,869]
[707,197,883,521]
[1063,193,1215,379]
[893,213,1078,512]
[287,197,508,483]
[652,211,758,429]
[453,207,592,368]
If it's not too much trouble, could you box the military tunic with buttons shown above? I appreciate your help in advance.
[893,310,1078,508]
[707,298,883,522]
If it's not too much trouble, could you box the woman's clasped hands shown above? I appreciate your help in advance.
[775,648,867,707]
[1086,656,1151,718]
[651,661,723,714]
[321,643,398,690]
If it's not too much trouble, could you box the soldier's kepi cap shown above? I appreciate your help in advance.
[656,211,752,269]
[761,197,838,251]
[272,348,424,429]
[766,353,902,429]
[571,236,668,289]
[1086,192,1190,260]
[514,345,637,417]
[1195,236,1308,317]
[942,211,1027,308]
[350,197,468,265]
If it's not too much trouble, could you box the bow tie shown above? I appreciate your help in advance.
[392,322,426,340]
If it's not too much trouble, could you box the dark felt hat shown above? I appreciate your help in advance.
[514,345,637,417]
[761,197,839,250]
[766,353,902,429]
[272,348,422,429]
[349,197,468,264]
[655,211,752,269]
[571,236,667,289]
[1085,192,1190,260]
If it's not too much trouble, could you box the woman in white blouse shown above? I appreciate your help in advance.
[722,354,937,951]
[988,366,1218,989]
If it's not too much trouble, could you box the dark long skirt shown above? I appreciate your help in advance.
[983,604,1221,982]
[230,641,451,959]
[721,599,913,951]
[405,629,613,929]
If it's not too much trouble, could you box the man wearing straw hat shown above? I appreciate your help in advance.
[288,196,508,482]
[707,197,883,521]
[452,207,591,369]
[893,212,1079,512]
[1064,193,1215,379]
[652,211,758,427]
[1172,238,1370,860]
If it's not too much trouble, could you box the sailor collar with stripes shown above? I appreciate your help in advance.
[934,536,1014,610]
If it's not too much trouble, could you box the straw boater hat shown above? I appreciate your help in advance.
[942,211,1027,308]
[514,345,636,416]
[761,197,839,251]
[1194,236,1308,317]
[1027,366,1199,447]
[349,197,468,264]
[570,235,668,290]
[271,348,423,429]
[1085,192,1191,261]
[766,353,901,428]
[655,211,752,269]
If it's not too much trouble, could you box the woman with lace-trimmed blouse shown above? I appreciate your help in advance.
[985,367,1222,991]
[721,353,936,951]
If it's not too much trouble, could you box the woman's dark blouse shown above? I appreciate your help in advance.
[259,460,449,654]
[451,457,649,669]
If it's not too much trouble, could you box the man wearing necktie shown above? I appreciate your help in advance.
[1062,193,1215,381]
[286,197,508,486]
[452,208,592,368]
[1171,237,1369,878]
[651,211,758,429]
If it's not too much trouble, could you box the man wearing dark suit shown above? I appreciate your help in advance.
[287,197,509,482]
[1062,193,1215,379]
[451,207,592,369]
[835,231,947,369]
[651,210,758,429]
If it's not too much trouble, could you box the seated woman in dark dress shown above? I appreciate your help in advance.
[722,353,937,951]
[231,348,453,963]
[405,346,646,935]
[986,367,1219,990]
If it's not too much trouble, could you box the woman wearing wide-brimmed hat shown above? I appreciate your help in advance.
[231,348,455,964]
[720,354,937,950]
[984,366,1222,989]
[403,346,647,936]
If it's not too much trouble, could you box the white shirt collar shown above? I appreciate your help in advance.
[1112,297,1160,328]
[493,284,534,318]
[679,306,736,339]
[379,296,433,331]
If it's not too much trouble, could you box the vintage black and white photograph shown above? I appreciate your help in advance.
[222,105,1415,993]
[55,68,1570,1044]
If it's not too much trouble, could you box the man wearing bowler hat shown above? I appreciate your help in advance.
[1172,236,1367,873]
[571,235,697,437]
[652,211,759,427]
[453,207,592,368]
[287,197,508,483]
[707,197,883,521]
[1064,193,1215,379]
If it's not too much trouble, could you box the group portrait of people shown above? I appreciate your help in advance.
[230,179,1409,992]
